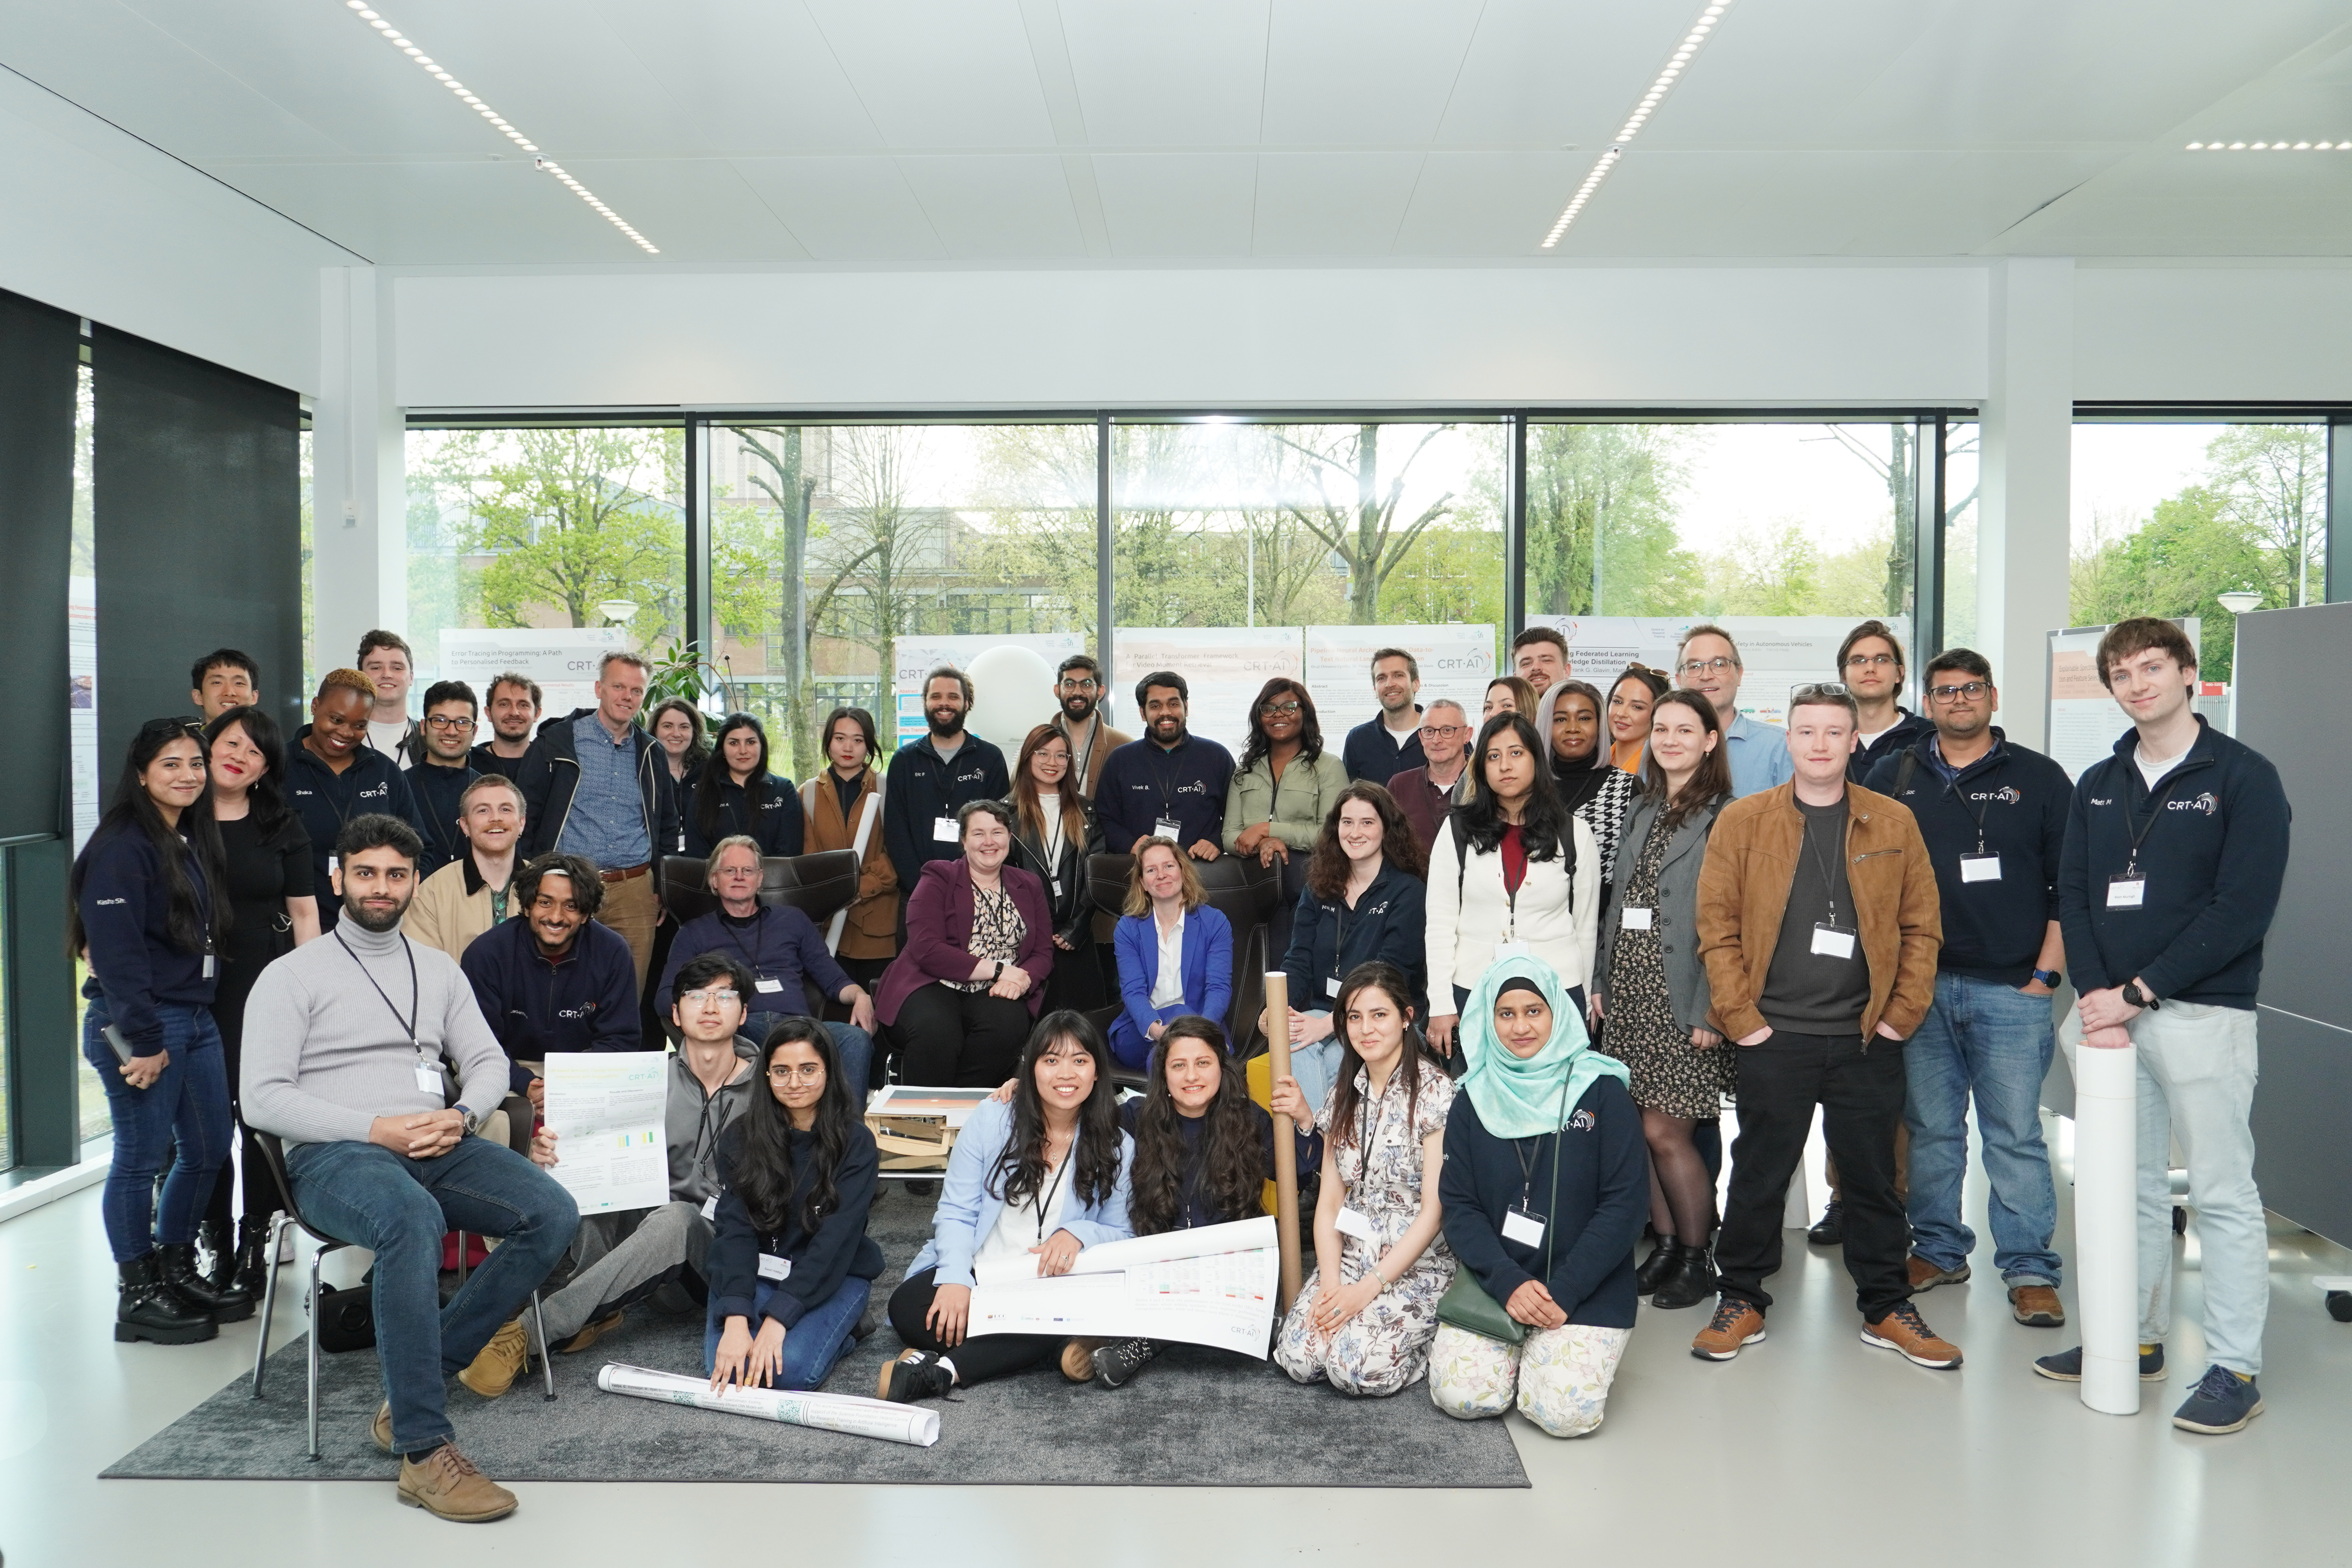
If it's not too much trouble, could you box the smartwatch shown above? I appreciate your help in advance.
[2121,979,2160,1011]
[2031,968,2062,989]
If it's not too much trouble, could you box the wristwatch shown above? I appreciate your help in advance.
[2121,979,2160,1011]
[2031,968,2062,989]
[458,1107,487,1137]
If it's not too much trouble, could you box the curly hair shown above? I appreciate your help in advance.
[1304,782,1425,901]
[1238,677,1324,772]
[1127,1017,1265,1236]
[514,851,606,919]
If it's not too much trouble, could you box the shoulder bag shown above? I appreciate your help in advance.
[1434,1071,1575,1347]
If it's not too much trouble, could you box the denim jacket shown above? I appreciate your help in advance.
[906,1096,1135,1288]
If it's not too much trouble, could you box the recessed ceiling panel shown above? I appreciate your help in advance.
[731,155,949,260]
[1259,0,1485,147]
[895,152,1086,257]
[1432,0,1693,150]
[1060,0,1269,148]
[1093,152,1260,254]
[1249,150,1423,255]
[804,0,1056,149]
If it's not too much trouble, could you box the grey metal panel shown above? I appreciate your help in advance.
[2252,1006,2352,1244]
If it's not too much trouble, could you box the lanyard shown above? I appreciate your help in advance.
[1510,1070,1579,1210]
[1800,807,1849,929]
[1929,741,1994,854]
[334,928,421,1049]
[1030,1151,1071,1232]
[1149,742,1186,820]
[719,913,769,976]
[2124,764,2194,874]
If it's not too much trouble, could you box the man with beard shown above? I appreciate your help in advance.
[882,665,1012,897]
[408,680,483,878]
[469,673,543,782]
[241,813,577,1523]
[1048,653,1131,797]
[1095,670,1236,861]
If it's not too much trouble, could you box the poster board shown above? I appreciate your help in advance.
[891,632,1085,746]
[1302,624,1495,737]
[437,628,626,723]
[2044,619,2200,781]
[1113,627,1303,755]
[1528,614,1912,725]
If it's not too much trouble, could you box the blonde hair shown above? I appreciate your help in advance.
[703,833,763,893]
[1123,837,1205,917]
[315,667,375,704]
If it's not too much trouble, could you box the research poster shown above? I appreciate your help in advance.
[540,1052,670,1215]
[1113,627,1303,755]
[437,627,626,721]
[891,632,1085,744]
[1303,624,1496,737]
[2045,619,2200,781]
[1528,614,1913,725]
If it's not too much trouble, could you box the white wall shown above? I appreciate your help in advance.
[2076,266,2352,403]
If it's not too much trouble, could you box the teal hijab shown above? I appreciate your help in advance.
[1457,956,1629,1139]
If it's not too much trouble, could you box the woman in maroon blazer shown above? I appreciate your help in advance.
[877,799,1056,1087]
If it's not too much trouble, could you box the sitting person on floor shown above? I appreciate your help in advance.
[704,1016,884,1392]
[878,1011,1134,1403]
[526,951,761,1354]
[1108,837,1233,1071]
[1428,958,1646,1438]
[653,834,877,1099]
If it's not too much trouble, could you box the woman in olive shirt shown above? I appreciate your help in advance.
[1222,678,1348,964]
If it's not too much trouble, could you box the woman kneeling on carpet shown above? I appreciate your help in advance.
[880,1011,1134,1403]
[1428,958,1645,1437]
[706,1018,885,1392]
[1273,962,1455,1396]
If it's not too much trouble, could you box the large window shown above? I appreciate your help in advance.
[71,354,107,1149]
[1941,420,1981,650]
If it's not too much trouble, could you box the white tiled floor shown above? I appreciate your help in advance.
[4,1120,2348,1568]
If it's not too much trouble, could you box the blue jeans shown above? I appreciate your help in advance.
[1903,973,2063,1286]
[743,1015,872,1102]
[702,1275,871,1391]
[83,996,232,1263]
[286,1136,579,1454]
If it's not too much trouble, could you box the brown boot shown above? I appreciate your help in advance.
[2009,1285,2065,1327]
[1862,1303,1963,1368]
[397,1443,518,1522]
[371,1401,394,1454]
[456,1318,530,1399]
[1059,1337,1107,1382]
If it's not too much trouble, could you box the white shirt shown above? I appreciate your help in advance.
[1858,724,1896,751]
[1149,910,1186,1008]
[367,717,413,769]
[974,1154,1072,1269]
[2136,743,2188,793]
[1383,714,1420,746]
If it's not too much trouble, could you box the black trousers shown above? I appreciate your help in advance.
[893,983,1034,1087]
[887,1267,1063,1385]
[204,958,276,1227]
[1716,1029,1911,1321]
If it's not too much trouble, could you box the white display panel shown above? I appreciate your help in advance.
[1302,624,1495,739]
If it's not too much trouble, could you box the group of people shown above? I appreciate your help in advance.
[70,610,2288,1522]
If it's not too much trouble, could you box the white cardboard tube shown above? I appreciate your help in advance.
[2073,1036,2140,1416]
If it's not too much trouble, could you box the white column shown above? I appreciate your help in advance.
[1976,257,2074,747]
[309,265,407,679]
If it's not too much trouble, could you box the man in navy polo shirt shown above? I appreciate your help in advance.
[881,665,1011,897]
[1094,671,1235,861]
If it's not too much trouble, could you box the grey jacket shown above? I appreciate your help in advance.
[1596,790,1724,1036]
[667,1043,759,1207]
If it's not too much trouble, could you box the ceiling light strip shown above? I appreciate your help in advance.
[1542,0,1735,249]
[340,0,658,253]
[2183,140,2349,151]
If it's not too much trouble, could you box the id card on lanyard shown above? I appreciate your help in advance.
[2110,771,2186,909]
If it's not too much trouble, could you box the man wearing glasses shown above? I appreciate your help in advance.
[1341,647,1426,786]
[1385,699,1474,855]
[1676,624,1794,798]
[1862,649,2073,1329]
[1839,620,1933,782]
[408,680,484,878]
[526,951,760,1356]
[1049,653,1131,797]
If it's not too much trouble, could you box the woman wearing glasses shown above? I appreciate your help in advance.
[1223,678,1349,963]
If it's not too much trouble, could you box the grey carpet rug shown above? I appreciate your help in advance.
[103,1186,1526,1488]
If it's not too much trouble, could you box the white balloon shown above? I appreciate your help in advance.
[962,645,1062,748]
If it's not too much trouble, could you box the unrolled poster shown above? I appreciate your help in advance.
[69,574,97,851]
[1528,614,1913,726]
[1303,625,1495,737]
[1113,627,1303,756]
[967,1216,1280,1357]
[540,1052,669,1215]
[437,628,626,722]
[891,633,1083,707]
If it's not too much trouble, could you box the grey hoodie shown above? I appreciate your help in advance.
[668,1042,758,1206]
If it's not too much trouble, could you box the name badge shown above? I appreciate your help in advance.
[1334,1207,1377,1243]
[933,816,959,843]
[2107,874,2146,909]
[1051,877,1063,898]
[202,954,218,978]
[414,1060,444,1094]
[1811,924,1857,960]
[1325,975,1343,998]
[1501,1207,1546,1247]
[754,976,785,994]
[701,1195,719,1221]
[1492,940,1532,960]
[1960,853,2002,884]
[1154,817,1183,841]
[757,1253,792,1281]
[1621,906,1653,931]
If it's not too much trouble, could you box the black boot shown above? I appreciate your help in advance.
[1808,1200,1845,1246]
[1634,1236,1680,1295]
[230,1216,276,1300]
[159,1241,255,1324]
[1650,1243,1720,1311]
[197,1216,236,1292]
[116,1253,219,1345]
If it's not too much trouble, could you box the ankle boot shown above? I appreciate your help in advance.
[1634,1236,1680,1295]
[1650,1243,1720,1311]
[230,1216,276,1299]
[159,1241,256,1324]
[117,1253,219,1345]
[197,1216,236,1292]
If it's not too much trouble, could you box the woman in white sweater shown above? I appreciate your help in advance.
[1424,713,1600,1061]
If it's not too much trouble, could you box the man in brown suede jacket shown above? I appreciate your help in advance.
[1688,683,1949,1369]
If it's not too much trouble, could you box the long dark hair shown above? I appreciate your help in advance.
[1452,713,1570,860]
[1642,690,1734,833]
[1543,680,1610,773]
[1305,782,1425,901]
[1011,723,1089,847]
[818,706,878,775]
[1129,1017,1264,1236]
[205,704,296,840]
[1238,677,1324,772]
[696,712,770,848]
[68,717,230,958]
[1324,962,1428,1161]
[989,1010,1124,1212]
[729,1018,860,1236]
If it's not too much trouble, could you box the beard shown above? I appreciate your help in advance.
[341,889,413,933]
[926,707,965,737]
[1059,691,1097,722]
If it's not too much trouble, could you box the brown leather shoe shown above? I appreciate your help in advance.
[1690,1299,1767,1361]
[2009,1285,2065,1327]
[1863,1304,1963,1368]
[371,1401,394,1454]
[397,1442,518,1523]
[1906,1254,1971,1292]
[554,1309,625,1354]
[1059,1337,1107,1382]
[456,1318,530,1399]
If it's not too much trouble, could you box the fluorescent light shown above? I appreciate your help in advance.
[1543,0,1737,246]
[338,0,659,253]
[2185,138,2347,152]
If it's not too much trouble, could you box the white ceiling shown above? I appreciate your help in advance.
[3,0,2350,267]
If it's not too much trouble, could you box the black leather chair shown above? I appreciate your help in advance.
[1085,851,1284,1075]
[657,850,862,1029]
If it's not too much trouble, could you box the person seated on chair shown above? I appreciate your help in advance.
[528,951,762,1356]
[878,1010,1132,1403]
[874,800,1055,1088]
[1272,784,1428,1116]
[653,835,877,1101]
[1108,837,1233,1072]
[682,713,806,858]
[704,1016,885,1392]
[459,851,640,1150]
[406,773,526,964]
[241,812,577,1524]
[1428,958,1645,1439]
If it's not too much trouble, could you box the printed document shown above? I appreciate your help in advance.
[541,1052,668,1214]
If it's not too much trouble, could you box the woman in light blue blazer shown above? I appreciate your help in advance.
[878,1010,1134,1401]
[1109,837,1234,1071]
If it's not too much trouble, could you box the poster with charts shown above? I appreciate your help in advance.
[1528,614,1912,725]
[540,1052,669,1214]
[437,628,626,723]
[967,1216,1281,1357]
[1303,625,1496,738]
[1112,627,1302,757]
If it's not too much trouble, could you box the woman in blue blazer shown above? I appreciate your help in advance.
[1109,838,1234,1071]
[878,1011,1134,1401]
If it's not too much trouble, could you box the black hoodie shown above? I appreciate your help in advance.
[284,726,434,927]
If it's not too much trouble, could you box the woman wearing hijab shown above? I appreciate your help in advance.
[1430,958,1646,1438]
[1534,679,1638,888]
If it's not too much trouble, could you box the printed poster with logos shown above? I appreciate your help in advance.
[891,632,1086,747]
[1113,627,1303,756]
[437,628,627,723]
[1302,625,1496,738]
[1528,614,1912,726]
[2045,619,2200,782]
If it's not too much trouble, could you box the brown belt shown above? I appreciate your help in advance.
[599,862,651,884]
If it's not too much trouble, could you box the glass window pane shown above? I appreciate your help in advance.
[1942,420,1980,651]
[72,357,109,1149]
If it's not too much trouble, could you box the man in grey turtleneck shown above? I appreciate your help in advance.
[242,813,577,1525]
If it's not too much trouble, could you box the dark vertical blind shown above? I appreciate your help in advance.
[0,290,78,841]
[91,327,302,780]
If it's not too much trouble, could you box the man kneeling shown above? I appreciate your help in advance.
[242,813,579,1523]
[527,952,760,1353]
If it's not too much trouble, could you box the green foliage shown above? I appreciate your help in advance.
[642,637,733,711]
[1516,423,1700,616]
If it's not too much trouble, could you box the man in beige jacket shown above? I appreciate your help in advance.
[407,773,525,963]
